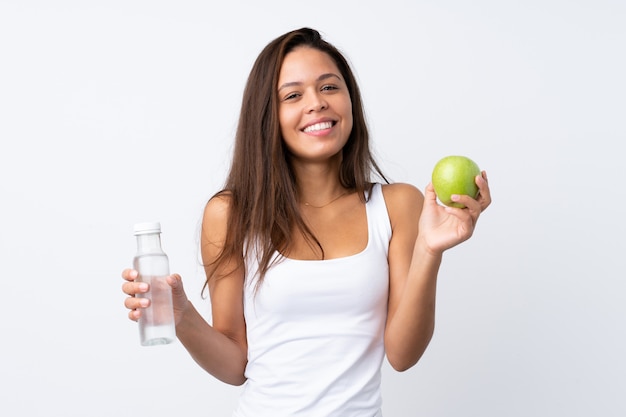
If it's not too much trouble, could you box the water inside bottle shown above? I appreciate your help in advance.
[137,273,176,346]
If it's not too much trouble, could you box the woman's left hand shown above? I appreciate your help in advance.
[418,171,491,254]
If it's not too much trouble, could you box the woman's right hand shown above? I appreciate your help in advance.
[121,268,190,324]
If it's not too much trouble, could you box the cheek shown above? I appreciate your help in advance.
[345,111,353,131]
[278,107,298,134]
[343,105,354,134]
[278,109,297,152]
[338,96,353,129]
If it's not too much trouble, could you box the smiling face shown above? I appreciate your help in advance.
[277,46,353,164]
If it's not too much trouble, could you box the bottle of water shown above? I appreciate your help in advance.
[132,222,176,346]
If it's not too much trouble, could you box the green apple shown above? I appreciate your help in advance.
[431,155,481,208]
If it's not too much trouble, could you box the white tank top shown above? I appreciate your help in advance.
[234,183,391,417]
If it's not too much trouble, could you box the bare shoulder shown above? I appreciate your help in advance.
[381,182,423,200]
[203,191,232,222]
[202,191,233,249]
[381,183,424,226]
[203,191,233,230]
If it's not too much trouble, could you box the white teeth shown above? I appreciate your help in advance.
[303,121,333,133]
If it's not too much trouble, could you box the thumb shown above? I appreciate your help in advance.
[424,182,438,205]
[167,274,186,296]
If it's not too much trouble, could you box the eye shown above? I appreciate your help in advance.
[282,91,301,101]
[321,84,338,92]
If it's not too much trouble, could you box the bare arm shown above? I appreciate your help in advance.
[383,174,491,371]
[175,194,247,384]
[173,194,248,385]
[383,183,437,371]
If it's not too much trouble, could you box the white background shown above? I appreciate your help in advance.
[1,0,624,416]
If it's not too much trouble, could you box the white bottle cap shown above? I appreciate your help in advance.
[133,222,162,236]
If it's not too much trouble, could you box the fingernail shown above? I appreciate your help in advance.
[139,298,149,307]
[451,194,460,201]
[138,283,149,292]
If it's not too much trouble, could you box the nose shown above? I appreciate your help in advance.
[306,92,328,113]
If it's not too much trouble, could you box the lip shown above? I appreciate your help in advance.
[300,117,337,132]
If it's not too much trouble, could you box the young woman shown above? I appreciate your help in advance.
[122,27,491,416]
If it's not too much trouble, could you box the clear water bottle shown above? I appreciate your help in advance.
[132,222,176,346]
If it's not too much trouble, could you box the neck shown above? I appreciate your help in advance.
[291,157,345,207]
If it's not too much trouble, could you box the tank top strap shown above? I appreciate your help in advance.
[365,183,392,256]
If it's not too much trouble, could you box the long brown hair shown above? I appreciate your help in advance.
[204,27,387,291]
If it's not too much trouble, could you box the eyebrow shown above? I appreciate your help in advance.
[278,73,342,91]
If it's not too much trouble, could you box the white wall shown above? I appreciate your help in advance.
[1,0,624,416]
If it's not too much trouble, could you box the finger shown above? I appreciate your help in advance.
[124,295,150,310]
[450,194,481,213]
[121,281,149,297]
[121,268,139,282]
[166,273,182,288]
[475,171,492,210]
[449,195,481,226]
[423,182,438,206]
[167,274,188,300]
[128,309,141,322]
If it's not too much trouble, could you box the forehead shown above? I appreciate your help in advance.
[278,47,341,81]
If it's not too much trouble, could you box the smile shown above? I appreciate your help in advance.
[303,121,334,133]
